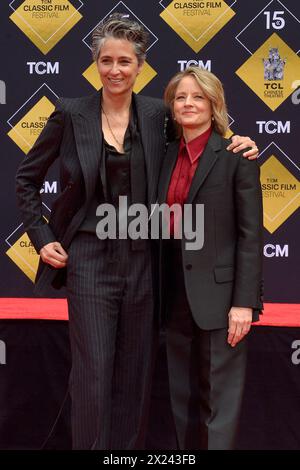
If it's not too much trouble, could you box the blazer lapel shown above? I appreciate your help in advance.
[186,131,222,204]
[134,95,166,207]
[158,140,180,204]
[71,92,104,203]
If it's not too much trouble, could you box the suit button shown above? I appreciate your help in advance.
[67,181,74,189]
[186,264,192,270]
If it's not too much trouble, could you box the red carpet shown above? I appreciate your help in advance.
[0,298,68,321]
[0,298,299,326]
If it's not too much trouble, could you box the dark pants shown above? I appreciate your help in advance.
[66,233,156,450]
[165,240,247,450]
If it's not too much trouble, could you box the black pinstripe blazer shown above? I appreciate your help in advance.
[15,91,170,295]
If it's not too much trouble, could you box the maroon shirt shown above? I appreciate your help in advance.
[167,127,212,235]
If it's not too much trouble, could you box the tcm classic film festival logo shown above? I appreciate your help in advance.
[6,84,59,281]
[258,144,299,234]
[82,1,158,93]
[235,0,300,111]
[7,1,83,281]
[5,207,51,283]
[9,0,83,54]
[5,228,40,283]
[159,0,236,52]
[7,84,58,154]
[236,33,300,111]
[8,0,84,152]
[235,1,300,233]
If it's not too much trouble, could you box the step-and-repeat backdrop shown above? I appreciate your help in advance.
[0,0,299,304]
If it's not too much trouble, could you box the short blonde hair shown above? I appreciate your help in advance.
[164,67,229,137]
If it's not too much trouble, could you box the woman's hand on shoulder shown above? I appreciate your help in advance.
[227,135,258,160]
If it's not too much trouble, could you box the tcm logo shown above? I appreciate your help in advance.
[40,181,58,194]
[0,340,6,365]
[256,120,290,134]
[0,80,6,104]
[291,340,300,365]
[264,244,289,258]
[178,60,211,71]
[27,62,60,75]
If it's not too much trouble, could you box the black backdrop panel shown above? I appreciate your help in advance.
[0,0,299,303]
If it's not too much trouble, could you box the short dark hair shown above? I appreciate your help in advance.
[91,13,149,64]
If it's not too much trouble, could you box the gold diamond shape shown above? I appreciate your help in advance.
[6,232,39,283]
[260,155,300,234]
[8,96,55,154]
[225,127,233,139]
[160,0,235,53]
[82,61,157,93]
[10,0,82,54]
[236,33,300,111]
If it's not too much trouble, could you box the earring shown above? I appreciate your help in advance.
[211,115,215,121]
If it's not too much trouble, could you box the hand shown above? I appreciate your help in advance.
[227,135,259,160]
[40,241,68,268]
[227,306,252,347]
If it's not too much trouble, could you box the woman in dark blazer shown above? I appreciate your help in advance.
[15,13,259,449]
[158,67,263,450]
[15,13,169,450]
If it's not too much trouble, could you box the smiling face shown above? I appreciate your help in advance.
[97,38,143,97]
[173,75,213,135]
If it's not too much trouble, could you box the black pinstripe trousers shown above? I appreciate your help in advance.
[66,233,156,450]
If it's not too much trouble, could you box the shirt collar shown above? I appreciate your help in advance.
[180,126,212,164]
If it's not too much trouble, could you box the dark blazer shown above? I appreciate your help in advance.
[158,131,263,330]
[16,91,169,295]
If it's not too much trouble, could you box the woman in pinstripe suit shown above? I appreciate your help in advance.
[16,14,258,450]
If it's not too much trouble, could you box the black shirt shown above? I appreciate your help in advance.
[79,104,146,234]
